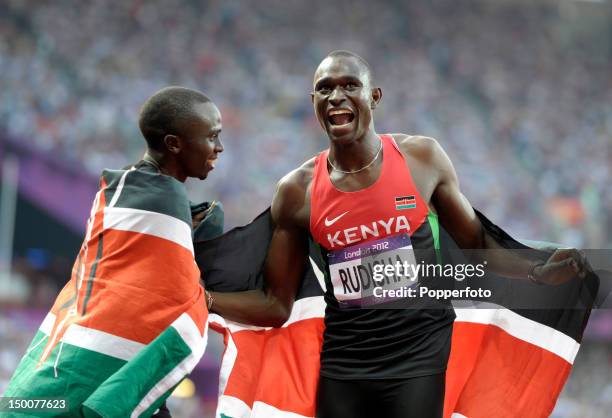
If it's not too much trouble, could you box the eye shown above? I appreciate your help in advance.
[317,86,332,95]
[344,82,359,91]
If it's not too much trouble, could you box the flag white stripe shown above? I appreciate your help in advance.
[103,207,193,255]
[170,313,207,354]
[216,396,313,418]
[62,323,145,361]
[41,307,76,363]
[216,395,253,418]
[251,401,312,418]
[210,296,325,333]
[39,312,56,335]
[454,308,580,364]
[309,256,326,292]
[217,329,238,396]
[38,312,145,362]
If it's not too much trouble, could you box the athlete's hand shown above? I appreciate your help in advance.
[192,210,207,229]
[533,249,591,285]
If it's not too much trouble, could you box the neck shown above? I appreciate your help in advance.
[143,150,185,182]
[328,129,381,173]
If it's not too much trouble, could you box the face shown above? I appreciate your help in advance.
[312,56,381,144]
[175,102,223,181]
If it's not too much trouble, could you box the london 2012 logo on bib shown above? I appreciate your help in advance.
[395,195,416,210]
[327,234,418,308]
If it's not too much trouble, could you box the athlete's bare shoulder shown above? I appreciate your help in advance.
[284,156,316,190]
[271,156,316,229]
[388,133,458,205]
[390,133,442,163]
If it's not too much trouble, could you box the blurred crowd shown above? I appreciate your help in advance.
[0,1,611,414]
[0,0,610,247]
[553,339,612,418]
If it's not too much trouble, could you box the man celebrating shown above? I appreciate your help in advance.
[5,87,223,417]
[207,51,587,418]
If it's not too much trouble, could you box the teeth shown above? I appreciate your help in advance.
[328,109,353,116]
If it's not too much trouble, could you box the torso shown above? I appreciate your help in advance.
[302,133,455,380]
[309,134,430,251]
[289,134,440,229]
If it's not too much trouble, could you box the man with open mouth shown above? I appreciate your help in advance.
[207,51,588,418]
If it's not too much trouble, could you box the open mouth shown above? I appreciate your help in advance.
[327,108,355,126]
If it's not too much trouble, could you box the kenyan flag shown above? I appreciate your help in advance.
[4,163,208,417]
[196,209,597,418]
[395,195,416,210]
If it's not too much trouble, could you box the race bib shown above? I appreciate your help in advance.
[327,234,418,307]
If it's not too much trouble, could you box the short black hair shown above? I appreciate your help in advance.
[326,50,374,84]
[139,86,211,150]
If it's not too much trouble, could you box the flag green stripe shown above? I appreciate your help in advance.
[82,325,193,418]
[396,204,417,209]
[427,211,442,264]
[7,325,194,418]
[102,168,191,225]
[5,331,127,417]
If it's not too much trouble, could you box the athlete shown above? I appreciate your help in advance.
[207,51,588,418]
[138,87,223,181]
[5,86,223,418]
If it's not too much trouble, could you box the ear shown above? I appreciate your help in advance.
[163,134,181,155]
[310,92,315,104]
[370,87,382,109]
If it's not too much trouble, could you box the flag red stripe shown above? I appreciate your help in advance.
[444,322,572,418]
[395,199,415,205]
[50,229,202,344]
[221,318,324,417]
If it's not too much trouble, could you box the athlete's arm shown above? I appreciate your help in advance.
[411,136,587,284]
[207,171,309,327]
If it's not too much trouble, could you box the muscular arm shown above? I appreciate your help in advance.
[427,138,533,278]
[207,170,309,327]
[403,136,585,283]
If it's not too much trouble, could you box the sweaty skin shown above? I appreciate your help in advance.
[209,54,588,327]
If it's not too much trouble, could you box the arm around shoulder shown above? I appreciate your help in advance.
[208,169,310,327]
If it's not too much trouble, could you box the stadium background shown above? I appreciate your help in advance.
[0,0,610,416]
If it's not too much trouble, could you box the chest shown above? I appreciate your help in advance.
[310,170,429,251]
